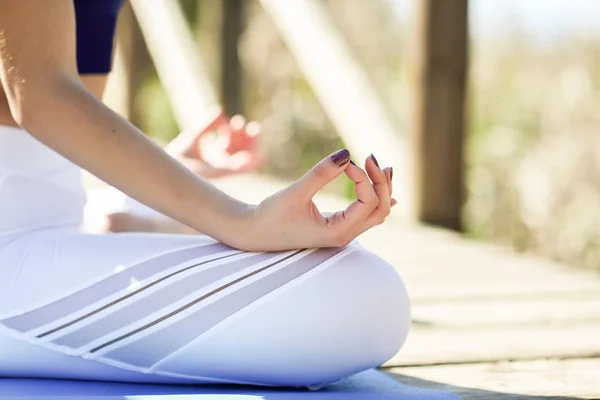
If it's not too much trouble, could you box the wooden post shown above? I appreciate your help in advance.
[412,0,468,231]
[220,0,244,116]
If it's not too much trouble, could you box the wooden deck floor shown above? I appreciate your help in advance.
[370,220,600,399]
[87,173,600,399]
[212,175,600,399]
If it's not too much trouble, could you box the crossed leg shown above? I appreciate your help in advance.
[0,229,410,388]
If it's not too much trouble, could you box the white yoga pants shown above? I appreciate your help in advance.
[0,126,411,388]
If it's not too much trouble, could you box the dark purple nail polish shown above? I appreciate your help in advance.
[349,159,357,166]
[390,167,394,179]
[370,153,380,168]
[331,149,350,166]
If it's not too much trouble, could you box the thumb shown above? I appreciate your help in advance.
[288,149,351,199]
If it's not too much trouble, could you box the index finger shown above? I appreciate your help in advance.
[327,162,379,232]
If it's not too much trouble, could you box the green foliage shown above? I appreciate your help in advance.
[136,76,178,144]
[465,37,600,271]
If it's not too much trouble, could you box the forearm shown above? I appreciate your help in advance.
[19,75,247,242]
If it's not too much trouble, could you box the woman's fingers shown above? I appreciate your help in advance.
[344,159,380,217]
[281,151,394,248]
[240,121,260,155]
[388,169,395,208]
[223,116,262,157]
[347,157,393,237]
[245,121,261,138]
[320,160,378,245]
[322,156,397,246]
[364,155,391,223]
[226,115,246,153]
[385,167,393,197]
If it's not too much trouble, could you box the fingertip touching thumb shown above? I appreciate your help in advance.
[330,149,351,168]
[318,149,351,181]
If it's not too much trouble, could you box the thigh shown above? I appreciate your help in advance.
[0,230,410,387]
[0,230,227,315]
[0,230,270,383]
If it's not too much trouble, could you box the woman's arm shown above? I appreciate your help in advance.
[0,0,247,243]
[0,0,395,252]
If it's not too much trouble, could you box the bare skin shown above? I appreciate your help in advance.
[100,108,266,234]
[0,0,395,252]
[102,112,265,235]
[0,74,107,126]
[0,72,239,235]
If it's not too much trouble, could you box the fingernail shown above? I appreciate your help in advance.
[370,153,380,168]
[390,167,394,179]
[331,149,350,166]
[349,159,357,166]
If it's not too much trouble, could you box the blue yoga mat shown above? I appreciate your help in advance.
[0,370,460,399]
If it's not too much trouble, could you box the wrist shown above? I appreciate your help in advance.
[217,201,258,250]
[194,193,257,249]
[224,201,258,250]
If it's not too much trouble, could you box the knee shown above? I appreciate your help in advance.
[320,244,411,369]
[161,245,411,388]
[259,244,412,387]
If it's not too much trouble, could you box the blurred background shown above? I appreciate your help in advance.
[105,0,600,273]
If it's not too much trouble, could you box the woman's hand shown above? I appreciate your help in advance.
[230,149,396,252]
[165,106,264,179]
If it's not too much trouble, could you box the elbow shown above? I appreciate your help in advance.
[4,82,43,130]
[7,99,31,130]
[12,101,46,132]
[4,73,75,131]
[6,84,49,131]
[2,81,28,128]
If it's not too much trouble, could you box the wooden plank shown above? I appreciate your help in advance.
[356,221,600,301]
[387,358,600,399]
[386,322,600,367]
[412,294,600,327]
[411,0,468,230]
[405,281,600,303]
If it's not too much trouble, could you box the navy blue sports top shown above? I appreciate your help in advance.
[74,0,125,74]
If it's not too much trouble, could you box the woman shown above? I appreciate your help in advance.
[0,0,410,389]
